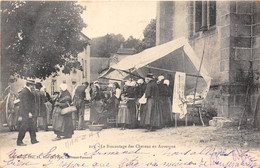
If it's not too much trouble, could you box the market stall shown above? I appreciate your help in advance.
[99,37,212,126]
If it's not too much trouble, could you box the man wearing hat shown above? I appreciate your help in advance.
[73,81,89,130]
[17,79,39,146]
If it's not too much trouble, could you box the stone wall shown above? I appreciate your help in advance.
[156,1,260,124]
[172,1,189,39]
[156,1,174,45]
[251,1,260,117]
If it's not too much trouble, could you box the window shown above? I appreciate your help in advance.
[85,60,87,77]
[195,1,202,32]
[194,1,216,32]
[72,81,77,90]
[81,58,84,78]
[51,79,56,95]
[72,68,77,74]
[209,1,216,26]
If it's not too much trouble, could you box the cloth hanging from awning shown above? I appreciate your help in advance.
[172,72,187,119]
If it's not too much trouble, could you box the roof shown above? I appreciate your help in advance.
[100,37,212,96]
[117,48,136,55]
[109,54,131,66]
[80,32,91,45]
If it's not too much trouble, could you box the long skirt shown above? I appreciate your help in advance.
[159,96,172,126]
[117,106,131,124]
[114,99,120,113]
[138,102,146,127]
[253,95,260,130]
[90,100,104,123]
[45,102,52,125]
[52,107,74,137]
[37,116,48,130]
[128,100,137,128]
[144,98,162,128]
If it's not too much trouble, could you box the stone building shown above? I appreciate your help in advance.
[110,44,136,66]
[156,1,260,123]
[90,57,110,83]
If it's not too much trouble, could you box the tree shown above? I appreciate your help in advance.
[90,34,125,57]
[140,19,156,50]
[1,1,87,83]
[123,36,141,50]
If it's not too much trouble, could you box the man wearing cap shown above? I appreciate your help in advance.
[17,79,39,146]
[73,81,89,130]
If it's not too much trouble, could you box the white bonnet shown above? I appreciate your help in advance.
[59,83,68,91]
[125,80,131,86]
[130,81,136,87]
[158,75,165,81]
[137,79,144,84]
[164,80,170,86]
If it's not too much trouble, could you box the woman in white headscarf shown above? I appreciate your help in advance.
[41,86,52,128]
[162,79,173,126]
[90,81,105,124]
[157,76,169,127]
[52,84,74,140]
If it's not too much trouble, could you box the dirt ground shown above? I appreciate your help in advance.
[1,125,259,149]
[0,125,259,168]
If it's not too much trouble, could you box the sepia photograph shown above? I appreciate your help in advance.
[0,0,260,167]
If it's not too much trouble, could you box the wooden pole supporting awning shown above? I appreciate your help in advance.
[146,65,203,78]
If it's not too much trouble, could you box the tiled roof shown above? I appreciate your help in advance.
[117,48,136,55]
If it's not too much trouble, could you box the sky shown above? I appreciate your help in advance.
[79,1,157,40]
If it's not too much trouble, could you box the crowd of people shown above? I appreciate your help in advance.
[4,71,260,146]
[8,72,174,146]
[14,79,90,146]
[90,73,173,132]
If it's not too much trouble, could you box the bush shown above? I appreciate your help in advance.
[201,101,217,120]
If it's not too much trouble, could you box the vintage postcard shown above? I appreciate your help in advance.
[0,1,260,168]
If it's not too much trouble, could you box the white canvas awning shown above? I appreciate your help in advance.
[99,37,212,96]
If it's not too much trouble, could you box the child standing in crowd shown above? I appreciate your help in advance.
[117,94,131,130]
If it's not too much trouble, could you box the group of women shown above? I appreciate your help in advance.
[105,73,173,131]
[52,72,173,138]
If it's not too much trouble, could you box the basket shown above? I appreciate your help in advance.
[88,121,104,131]
[61,105,77,115]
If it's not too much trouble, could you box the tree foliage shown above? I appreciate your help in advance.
[90,19,156,58]
[90,34,125,58]
[140,19,156,50]
[1,1,87,79]
[124,36,141,51]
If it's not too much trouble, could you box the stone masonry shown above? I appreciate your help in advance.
[156,1,260,124]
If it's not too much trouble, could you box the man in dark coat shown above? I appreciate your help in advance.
[17,80,39,146]
[144,73,162,131]
[73,81,89,130]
